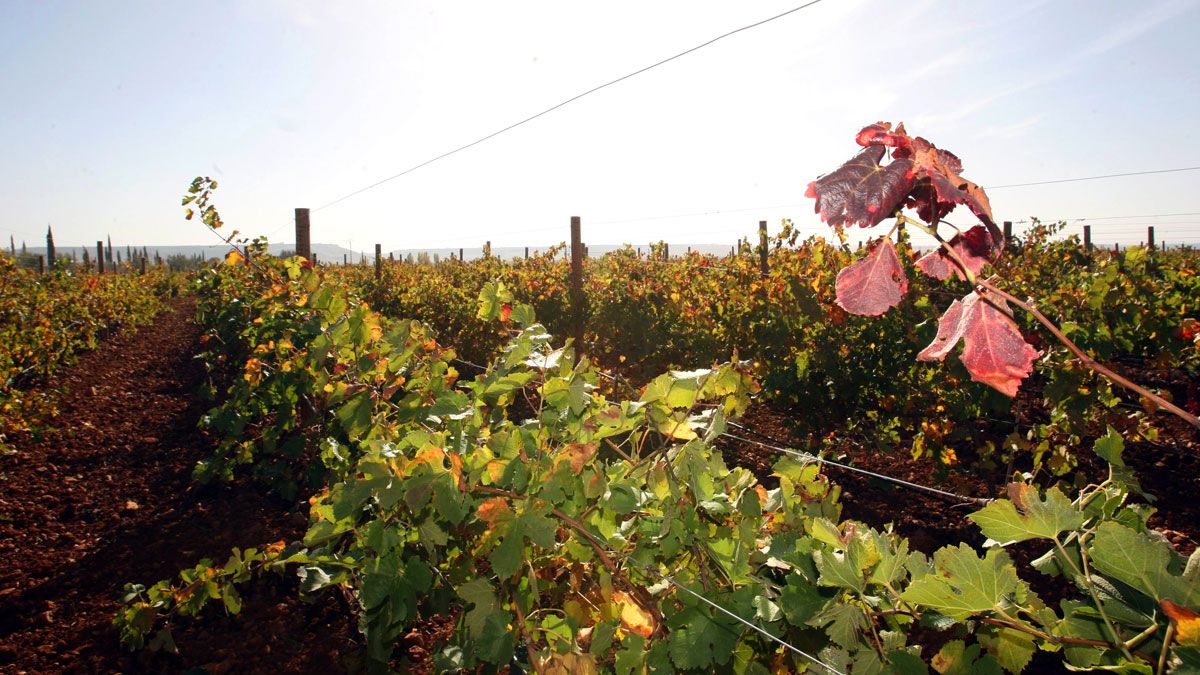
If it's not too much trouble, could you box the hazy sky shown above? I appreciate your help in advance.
[2,0,1199,251]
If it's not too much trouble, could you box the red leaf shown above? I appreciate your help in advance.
[917,297,968,361]
[855,122,912,149]
[807,146,915,229]
[835,238,908,316]
[500,303,512,322]
[906,136,997,231]
[914,225,997,281]
[918,293,1040,396]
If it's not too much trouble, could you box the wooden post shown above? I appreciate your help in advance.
[524,246,529,259]
[295,208,312,261]
[758,220,769,276]
[1003,221,1013,245]
[484,241,491,258]
[570,216,584,351]
[38,255,45,274]
[1083,225,1092,251]
[1147,226,1155,249]
[375,244,382,280]
[140,256,147,274]
[663,243,669,259]
[97,241,105,273]
[687,246,691,254]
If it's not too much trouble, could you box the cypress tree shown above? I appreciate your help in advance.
[46,225,56,267]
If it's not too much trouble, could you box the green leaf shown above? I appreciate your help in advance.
[808,602,867,649]
[667,609,737,669]
[752,595,783,623]
[476,612,516,664]
[457,578,497,636]
[1093,426,1125,466]
[815,549,865,593]
[335,391,373,440]
[969,484,1085,544]
[930,640,1003,675]
[780,573,827,626]
[888,650,930,675]
[1089,521,1196,604]
[615,634,646,675]
[901,544,1025,621]
[978,627,1036,674]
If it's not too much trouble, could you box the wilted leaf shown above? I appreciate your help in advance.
[613,591,656,638]
[834,238,908,316]
[855,121,911,149]
[1162,599,1200,647]
[914,225,997,281]
[476,497,511,525]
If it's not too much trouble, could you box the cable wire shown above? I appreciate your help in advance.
[987,166,1200,190]
[622,557,847,675]
[720,430,990,506]
[304,1,829,213]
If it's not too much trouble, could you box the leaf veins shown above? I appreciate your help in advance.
[914,225,998,281]
[806,146,915,229]
[918,293,1040,396]
[834,238,908,316]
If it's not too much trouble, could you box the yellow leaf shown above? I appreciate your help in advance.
[1163,600,1200,647]
[613,591,656,638]
[476,497,511,525]
[224,250,244,266]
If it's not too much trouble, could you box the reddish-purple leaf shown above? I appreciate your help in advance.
[856,122,911,149]
[835,238,908,316]
[917,297,967,361]
[914,225,997,281]
[806,146,915,229]
[918,293,1040,396]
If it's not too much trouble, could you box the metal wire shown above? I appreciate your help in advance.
[720,429,990,506]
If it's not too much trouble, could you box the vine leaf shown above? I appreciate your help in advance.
[917,293,1040,397]
[914,225,999,281]
[806,146,915,229]
[854,121,911,149]
[930,640,1004,675]
[1089,522,1199,605]
[900,544,1025,621]
[834,238,908,316]
[901,136,997,231]
[968,484,1085,544]
[1161,600,1200,648]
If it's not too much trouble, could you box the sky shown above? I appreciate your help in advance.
[2,0,1199,253]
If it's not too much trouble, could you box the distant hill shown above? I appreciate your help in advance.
[387,243,739,261]
[19,242,358,262]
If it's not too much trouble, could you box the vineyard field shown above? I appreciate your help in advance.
[3,132,1200,674]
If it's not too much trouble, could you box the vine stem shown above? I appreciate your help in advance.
[977,617,1155,662]
[901,213,1200,430]
[1158,623,1176,675]
[976,279,1200,429]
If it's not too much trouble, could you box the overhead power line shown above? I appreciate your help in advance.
[306,0,830,213]
[987,166,1200,190]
